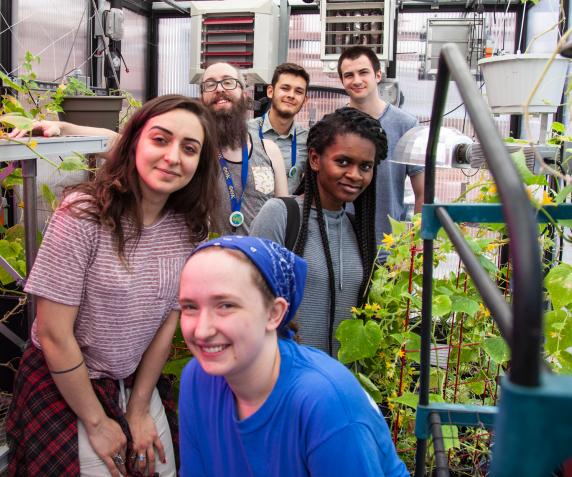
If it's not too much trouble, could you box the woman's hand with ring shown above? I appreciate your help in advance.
[126,410,166,475]
[84,416,127,476]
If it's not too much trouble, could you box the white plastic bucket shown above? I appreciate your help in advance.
[478,54,569,114]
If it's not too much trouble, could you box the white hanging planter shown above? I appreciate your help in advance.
[478,54,569,114]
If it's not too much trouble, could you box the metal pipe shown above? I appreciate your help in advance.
[430,412,450,477]
[415,39,450,477]
[432,44,543,387]
[278,0,290,65]
[21,159,38,333]
[435,207,513,344]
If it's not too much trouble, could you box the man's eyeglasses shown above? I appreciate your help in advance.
[200,78,242,93]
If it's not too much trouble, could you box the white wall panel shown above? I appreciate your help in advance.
[158,17,199,97]
[120,8,148,102]
[12,0,90,83]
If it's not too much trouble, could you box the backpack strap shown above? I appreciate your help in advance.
[279,197,301,251]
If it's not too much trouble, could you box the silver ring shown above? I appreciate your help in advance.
[137,454,146,462]
[112,453,124,466]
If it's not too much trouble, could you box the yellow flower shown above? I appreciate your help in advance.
[479,303,491,318]
[488,184,497,195]
[398,349,406,358]
[542,191,555,205]
[382,233,394,250]
[351,306,359,315]
[550,331,559,338]
[57,83,66,91]
[371,303,381,311]
[28,139,37,149]
[485,242,497,252]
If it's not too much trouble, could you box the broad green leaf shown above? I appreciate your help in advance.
[551,121,565,133]
[390,332,421,363]
[464,235,498,275]
[390,391,444,409]
[0,267,15,285]
[1,167,23,188]
[0,72,25,92]
[40,183,58,211]
[441,425,460,451]
[450,295,480,317]
[368,277,385,304]
[357,372,383,403]
[555,185,572,204]
[545,263,572,309]
[0,113,35,130]
[482,336,510,364]
[544,309,572,356]
[59,154,89,171]
[432,294,452,317]
[510,149,548,186]
[464,379,485,395]
[336,319,382,364]
[388,216,407,236]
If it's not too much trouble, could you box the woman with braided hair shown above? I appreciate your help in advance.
[251,107,387,356]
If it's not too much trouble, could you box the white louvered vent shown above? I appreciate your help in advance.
[190,0,279,85]
[320,0,394,73]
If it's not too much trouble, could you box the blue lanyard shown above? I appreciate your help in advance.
[218,143,249,213]
[258,113,297,170]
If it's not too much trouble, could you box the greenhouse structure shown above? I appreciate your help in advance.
[0,0,571,476]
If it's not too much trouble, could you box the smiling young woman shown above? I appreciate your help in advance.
[177,236,408,477]
[6,95,220,477]
[250,107,388,356]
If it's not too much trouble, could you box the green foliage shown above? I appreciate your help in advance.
[336,319,382,364]
[337,165,572,471]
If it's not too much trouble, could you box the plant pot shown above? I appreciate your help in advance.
[478,54,569,114]
[58,95,124,131]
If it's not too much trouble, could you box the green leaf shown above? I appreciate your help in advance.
[1,167,23,188]
[545,263,572,309]
[450,295,480,317]
[0,72,25,92]
[390,391,444,409]
[336,319,382,364]
[58,154,89,172]
[368,277,385,304]
[482,336,510,364]
[162,356,192,377]
[388,216,407,236]
[356,372,383,403]
[555,185,572,204]
[551,121,565,133]
[510,149,548,186]
[441,425,460,451]
[432,294,452,317]
[464,379,485,395]
[40,184,58,211]
[390,332,421,363]
[544,309,572,356]
[0,113,35,130]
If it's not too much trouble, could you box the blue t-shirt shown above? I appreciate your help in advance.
[179,339,409,477]
[377,104,424,239]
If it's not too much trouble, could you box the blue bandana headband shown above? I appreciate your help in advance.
[190,236,308,337]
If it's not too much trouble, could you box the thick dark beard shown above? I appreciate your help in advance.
[212,95,249,150]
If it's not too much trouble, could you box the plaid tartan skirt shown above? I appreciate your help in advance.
[6,344,179,477]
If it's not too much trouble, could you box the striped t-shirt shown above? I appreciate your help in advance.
[25,195,195,379]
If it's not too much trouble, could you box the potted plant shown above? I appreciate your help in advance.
[52,76,125,131]
[0,52,126,131]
